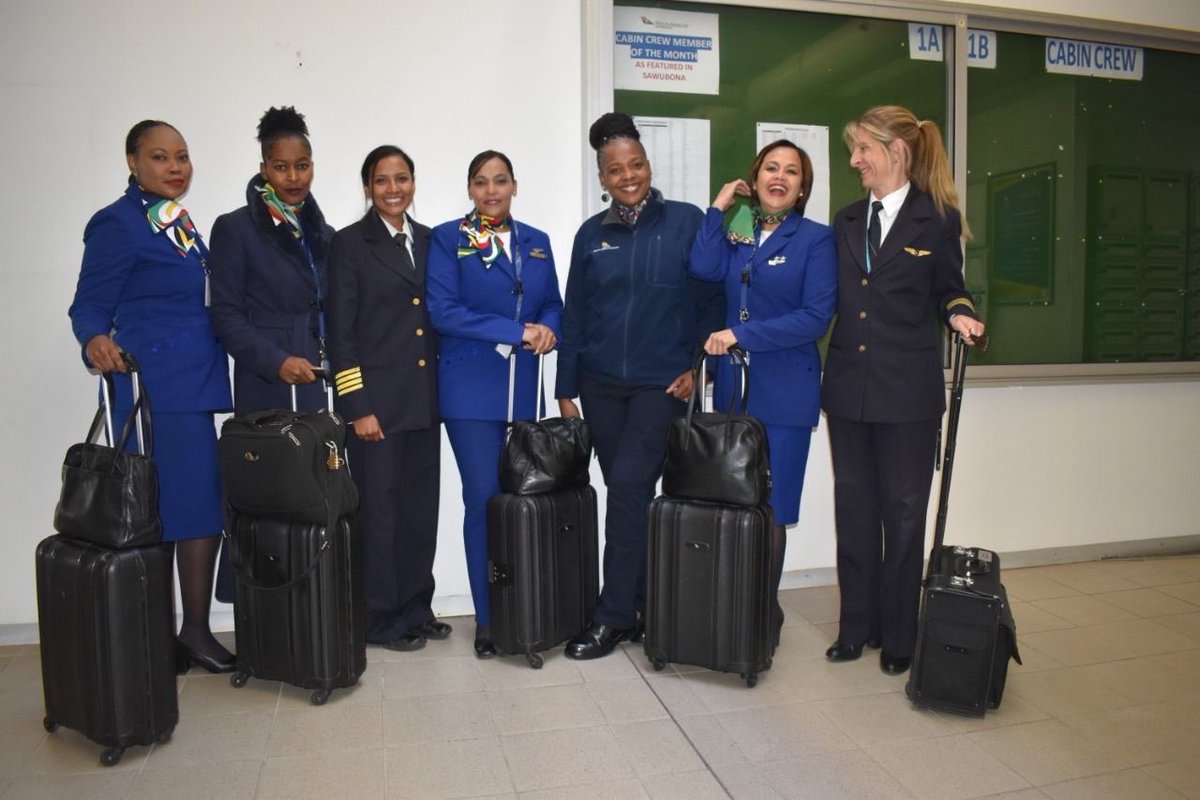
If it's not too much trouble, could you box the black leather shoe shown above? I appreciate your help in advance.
[564,623,631,660]
[474,637,498,659]
[384,634,426,652]
[175,641,236,674]
[880,652,911,675]
[418,620,453,640]
[629,615,646,644]
[825,641,864,662]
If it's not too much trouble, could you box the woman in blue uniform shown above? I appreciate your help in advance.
[208,106,333,415]
[822,105,985,675]
[427,150,563,658]
[556,113,724,660]
[327,145,446,652]
[69,120,235,673]
[688,139,838,646]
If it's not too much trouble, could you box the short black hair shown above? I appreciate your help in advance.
[467,150,514,183]
[360,145,415,186]
[125,120,179,155]
[257,106,310,159]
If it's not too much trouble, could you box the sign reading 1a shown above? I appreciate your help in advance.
[907,24,998,69]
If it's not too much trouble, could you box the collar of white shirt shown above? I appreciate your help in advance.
[870,182,910,244]
[379,215,415,260]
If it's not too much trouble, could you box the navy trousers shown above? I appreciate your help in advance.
[580,375,685,629]
[347,425,441,643]
[827,415,939,657]
[444,418,507,627]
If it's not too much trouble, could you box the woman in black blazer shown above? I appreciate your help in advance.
[326,146,446,652]
[821,105,986,676]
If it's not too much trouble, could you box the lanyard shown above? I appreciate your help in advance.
[298,230,329,368]
[863,220,873,273]
[738,227,766,323]
[510,221,524,321]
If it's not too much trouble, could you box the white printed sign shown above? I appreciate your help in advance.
[908,24,997,69]
[615,7,720,95]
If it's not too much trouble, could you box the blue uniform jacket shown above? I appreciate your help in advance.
[555,190,724,399]
[822,187,978,423]
[427,217,563,421]
[689,207,837,427]
[207,176,334,414]
[69,181,232,412]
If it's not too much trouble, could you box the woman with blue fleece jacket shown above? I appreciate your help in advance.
[555,112,723,660]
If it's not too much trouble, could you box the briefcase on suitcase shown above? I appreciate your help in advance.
[907,335,1021,716]
[487,484,599,669]
[227,514,366,705]
[36,536,177,766]
[644,496,776,687]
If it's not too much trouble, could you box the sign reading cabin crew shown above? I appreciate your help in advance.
[614,7,720,95]
[1045,37,1144,81]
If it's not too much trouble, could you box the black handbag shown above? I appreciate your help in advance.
[54,354,162,549]
[218,383,358,524]
[498,353,591,496]
[662,346,771,507]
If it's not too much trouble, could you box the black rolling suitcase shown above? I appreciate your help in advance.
[36,536,177,766]
[907,335,1021,716]
[487,485,599,669]
[226,514,366,704]
[644,497,776,687]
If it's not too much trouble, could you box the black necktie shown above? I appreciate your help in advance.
[394,232,415,270]
[868,200,884,266]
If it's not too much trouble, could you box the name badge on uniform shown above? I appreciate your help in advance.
[529,247,548,260]
[767,255,787,266]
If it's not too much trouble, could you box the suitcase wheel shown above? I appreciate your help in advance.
[100,747,124,767]
[42,717,58,733]
[525,653,544,670]
[742,672,758,688]
[156,726,174,745]
[310,688,332,706]
[651,658,666,672]
[230,671,250,689]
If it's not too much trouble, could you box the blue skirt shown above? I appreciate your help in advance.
[117,408,223,541]
[764,423,814,526]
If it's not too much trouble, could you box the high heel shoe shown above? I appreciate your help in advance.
[175,640,236,674]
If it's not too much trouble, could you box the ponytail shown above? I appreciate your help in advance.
[849,105,971,240]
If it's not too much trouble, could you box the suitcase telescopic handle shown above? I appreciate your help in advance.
[89,352,153,458]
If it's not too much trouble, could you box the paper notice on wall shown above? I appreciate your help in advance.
[615,7,720,95]
[755,123,831,225]
[633,116,711,211]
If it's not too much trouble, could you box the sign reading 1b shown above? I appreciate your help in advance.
[908,24,997,70]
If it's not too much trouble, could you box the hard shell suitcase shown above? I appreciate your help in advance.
[486,484,599,669]
[645,496,776,687]
[227,514,366,704]
[35,535,177,766]
[907,335,1021,716]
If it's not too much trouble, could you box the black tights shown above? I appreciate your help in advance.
[174,536,230,659]
[771,525,787,647]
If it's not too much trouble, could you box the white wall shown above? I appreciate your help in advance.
[1,0,1196,636]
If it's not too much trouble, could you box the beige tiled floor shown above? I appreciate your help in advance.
[4,556,1200,799]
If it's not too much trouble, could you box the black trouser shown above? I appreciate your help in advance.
[827,415,939,657]
[580,375,685,629]
[347,425,441,642]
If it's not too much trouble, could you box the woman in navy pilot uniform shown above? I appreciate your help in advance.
[688,139,838,647]
[427,150,563,659]
[822,105,986,676]
[208,106,334,416]
[70,120,235,673]
[327,146,447,652]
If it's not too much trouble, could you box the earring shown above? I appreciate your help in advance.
[601,191,610,203]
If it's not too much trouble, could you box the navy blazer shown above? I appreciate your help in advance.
[689,207,837,427]
[821,186,978,423]
[69,181,231,412]
[327,210,439,433]
[426,217,562,421]
[207,176,334,414]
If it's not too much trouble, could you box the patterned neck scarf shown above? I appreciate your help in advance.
[753,206,792,227]
[456,211,511,267]
[142,194,200,257]
[725,204,756,245]
[614,194,650,226]
[256,179,305,240]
